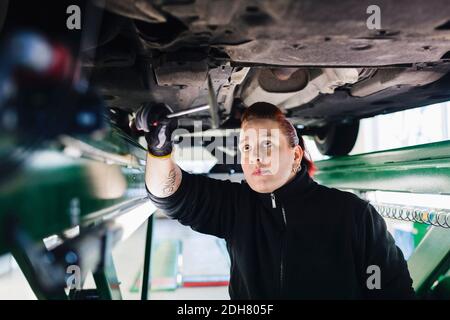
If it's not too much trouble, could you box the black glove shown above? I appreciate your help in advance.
[134,103,177,157]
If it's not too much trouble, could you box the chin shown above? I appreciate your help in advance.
[247,177,276,193]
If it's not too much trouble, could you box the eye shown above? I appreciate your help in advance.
[242,144,251,152]
[261,140,272,148]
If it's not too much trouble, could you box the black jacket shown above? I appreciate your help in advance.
[146,164,415,299]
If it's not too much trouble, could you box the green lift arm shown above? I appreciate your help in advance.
[0,125,157,300]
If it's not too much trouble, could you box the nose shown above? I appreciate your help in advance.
[248,147,261,164]
[249,147,267,165]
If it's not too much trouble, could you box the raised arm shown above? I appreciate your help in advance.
[145,153,182,198]
[134,102,182,199]
[145,160,241,239]
[136,103,241,240]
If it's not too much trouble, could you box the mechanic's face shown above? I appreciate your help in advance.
[239,119,303,193]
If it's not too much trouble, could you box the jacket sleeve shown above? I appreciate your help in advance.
[356,202,416,299]
[146,168,241,240]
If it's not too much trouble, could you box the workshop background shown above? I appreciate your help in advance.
[1,0,450,300]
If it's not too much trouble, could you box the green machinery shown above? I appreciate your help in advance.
[0,30,160,300]
[0,125,157,300]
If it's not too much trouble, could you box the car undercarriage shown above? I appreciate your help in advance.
[2,0,450,155]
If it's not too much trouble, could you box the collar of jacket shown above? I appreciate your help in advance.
[256,162,317,208]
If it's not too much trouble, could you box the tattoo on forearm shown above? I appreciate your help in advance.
[162,169,177,196]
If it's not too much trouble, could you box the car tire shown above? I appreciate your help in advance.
[313,121,359,156]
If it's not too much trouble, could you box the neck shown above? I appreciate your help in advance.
[285,170,297,185]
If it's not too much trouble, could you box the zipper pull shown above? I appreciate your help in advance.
[271,193,276,208]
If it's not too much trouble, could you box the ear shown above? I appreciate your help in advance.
[293,145,303,162]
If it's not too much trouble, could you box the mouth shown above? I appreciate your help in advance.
[252,168,262,176]
[252,168,271,176]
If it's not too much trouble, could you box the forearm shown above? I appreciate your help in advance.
[145,153,182,198]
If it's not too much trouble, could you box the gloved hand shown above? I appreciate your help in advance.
[134,103,177,157]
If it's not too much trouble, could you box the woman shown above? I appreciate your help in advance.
[136,102,415,299]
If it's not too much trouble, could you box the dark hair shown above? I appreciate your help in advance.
[241,102,316,177]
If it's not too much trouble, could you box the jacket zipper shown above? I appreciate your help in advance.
[271,192,276,208]
[271,192,287,298]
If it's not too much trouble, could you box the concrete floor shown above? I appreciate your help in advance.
[0,217,230,300]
